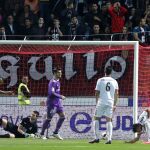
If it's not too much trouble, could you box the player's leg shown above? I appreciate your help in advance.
[89,105,105,143]
[0,134,11,138]
[89,116,100,143]
[52,107,65,140]
[40,106,56,138]
[0,119,16,138]
[105,106,113,144]
[54,112,65,135]
[145,120,150,142]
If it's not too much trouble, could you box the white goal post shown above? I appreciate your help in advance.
[0,40,139,138]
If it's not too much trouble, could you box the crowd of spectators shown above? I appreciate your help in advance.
[0,0,150,45]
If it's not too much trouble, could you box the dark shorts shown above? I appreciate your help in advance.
[47,105,64,119]
[4,122,24,138]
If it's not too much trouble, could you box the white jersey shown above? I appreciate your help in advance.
[138,109,150,126]
[95,76,118,107]
[138,110,150,140]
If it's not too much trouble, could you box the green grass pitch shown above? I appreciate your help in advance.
[0,139,150,150]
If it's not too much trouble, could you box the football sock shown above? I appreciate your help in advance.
[106,121,112,141]
[54,117,65,134]
[93,120,99,140]
[40,119,50,135]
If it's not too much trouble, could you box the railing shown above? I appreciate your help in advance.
[0,31,150,44]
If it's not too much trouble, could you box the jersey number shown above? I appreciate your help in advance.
[106,82,110,91]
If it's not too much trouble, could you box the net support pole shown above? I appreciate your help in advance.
[133,41,139,137]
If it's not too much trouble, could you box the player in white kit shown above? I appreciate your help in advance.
[89,66,119,144]
[125,109,150,144]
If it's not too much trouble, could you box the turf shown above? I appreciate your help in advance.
[0,139,149,150]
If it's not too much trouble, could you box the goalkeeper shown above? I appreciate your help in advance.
[0,110,39,138]
[125,109,150,143]
[18,76,31,105]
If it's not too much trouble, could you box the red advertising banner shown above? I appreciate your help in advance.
[0,45,149,102]
[0,45,133,97]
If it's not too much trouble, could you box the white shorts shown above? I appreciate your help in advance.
[94,104,113,118]
[145,120,150,141]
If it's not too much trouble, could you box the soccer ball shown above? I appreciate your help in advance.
[101,132,107,140]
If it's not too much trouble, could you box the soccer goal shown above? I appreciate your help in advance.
[0,40,147,140]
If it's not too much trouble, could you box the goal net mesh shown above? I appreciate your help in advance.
[0,43,149,140]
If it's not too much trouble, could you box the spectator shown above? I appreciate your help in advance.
[127,7,139,30]
[112,26,130,41]
[18,5,38,28]
[76,0,85,16]
[22,18,34,40]
[5,15,18,40]
[12,3,21,23]
[145,13,150,44]
[106,1,111,10]
[32,17,46,40]
[119,26,132,41]
[99,3,111,31]
[0,25,6,40]
[66,15,85,40]
[46,18,63,41]
[88,23,103,41]
[103,26,112,41]
[84,2,101,29]
[60,1,77,27]
[39,0,50,23]
[133,18,148,45]
[108,1,128,34]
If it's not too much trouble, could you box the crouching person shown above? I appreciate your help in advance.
[0,111,39,138]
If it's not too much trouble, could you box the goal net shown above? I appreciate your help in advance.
[0,41,149,140]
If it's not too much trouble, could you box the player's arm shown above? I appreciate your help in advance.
[95,90,100,104]
[125,133,141,143]
[17,118,30,137]
[49,82,65,100]
[0,90,14,95]
[17,124,31,138]
[114,89,119,108]
[17,124,25,135]
[113,81,119,111]
[0,78,14,95]
[95,79,100,104]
